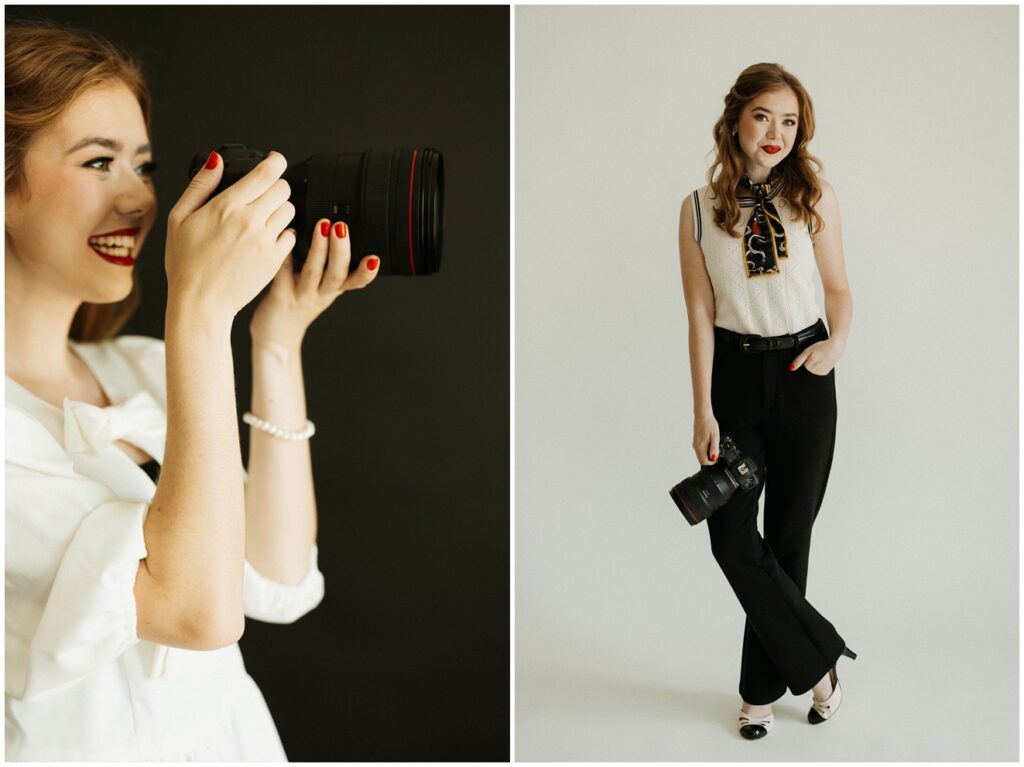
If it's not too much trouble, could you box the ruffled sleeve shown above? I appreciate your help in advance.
[242,545,325,624]
[5,408,149,701]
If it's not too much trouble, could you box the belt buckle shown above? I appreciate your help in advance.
[739,334,760,352]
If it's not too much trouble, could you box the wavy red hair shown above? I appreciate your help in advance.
[705,62,825,239]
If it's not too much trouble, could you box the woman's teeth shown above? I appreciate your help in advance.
[88,236,135,255]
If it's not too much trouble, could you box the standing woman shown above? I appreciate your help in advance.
[677,63,856,740]
[5,20,378,760]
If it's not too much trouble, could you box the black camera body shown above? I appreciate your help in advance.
[188,144,444,276]
[669,435,761,526]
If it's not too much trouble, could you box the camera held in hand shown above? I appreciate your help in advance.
[188,144,444,276]
[669,435,761,526]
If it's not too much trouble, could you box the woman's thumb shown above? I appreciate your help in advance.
[174,151,224,220]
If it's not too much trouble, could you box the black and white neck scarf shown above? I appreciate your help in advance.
[741,171,788,277]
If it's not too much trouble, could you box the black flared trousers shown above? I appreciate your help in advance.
[706,318,846,705]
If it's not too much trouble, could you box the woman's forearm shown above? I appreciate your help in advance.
[138,301,246,648]
[244,342,318,585]
[823,288,853,352]
[688,314,716,417]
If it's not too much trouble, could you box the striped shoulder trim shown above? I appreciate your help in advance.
[691,188,702,243]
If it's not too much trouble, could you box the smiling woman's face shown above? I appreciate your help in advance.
[5,80,158,305]
[735,86,800,182]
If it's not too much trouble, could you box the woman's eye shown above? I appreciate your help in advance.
[755,115,796,127]
[84,157,159,178]
[84,157,112,171]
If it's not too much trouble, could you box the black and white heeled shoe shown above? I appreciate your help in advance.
[738,707,774,739]
[807,646,857,724]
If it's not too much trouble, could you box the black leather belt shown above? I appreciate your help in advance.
[716,318,827,353]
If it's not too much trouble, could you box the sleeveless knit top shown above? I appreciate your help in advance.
[690,183,820,337]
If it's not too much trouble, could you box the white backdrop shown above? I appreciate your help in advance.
[515,5,1018,761]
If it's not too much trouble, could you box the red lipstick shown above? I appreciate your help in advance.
[761,145,781,154]
[90,227,140,237]
[88,244,135,266]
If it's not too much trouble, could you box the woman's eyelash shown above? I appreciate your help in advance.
[84,156,159,177]
[755,114,796,126]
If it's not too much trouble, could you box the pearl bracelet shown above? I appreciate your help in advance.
[242,412,316,441]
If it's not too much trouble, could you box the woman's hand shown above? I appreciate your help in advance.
[249,220,381,352]
[789,338,844,375]
[164,151,295,321]
[693,410,720,466]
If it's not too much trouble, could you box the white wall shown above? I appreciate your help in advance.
[515,5,1018,760]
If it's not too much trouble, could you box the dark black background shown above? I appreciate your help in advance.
[6,5,509,761]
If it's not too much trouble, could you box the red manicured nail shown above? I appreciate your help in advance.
[789,363,796,370]
[334,222,348,238]
[320,221,330,238]
[711,454,717,462]
[204,151,219,170]
[367,257,379,271]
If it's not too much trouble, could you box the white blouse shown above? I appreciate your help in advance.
[5,335,325,761]
[689,184,821,337]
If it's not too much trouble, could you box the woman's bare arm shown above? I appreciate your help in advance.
[812,178,853,349]
[241,219,378,585]
[678,196,720,465]
[788,177,853,373]
[243,342,317,585]
[134,303,246,650]
[131,151,296,650]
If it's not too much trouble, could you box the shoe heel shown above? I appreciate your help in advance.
[841,646,857,660]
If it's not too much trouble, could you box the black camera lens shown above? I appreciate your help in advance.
[188,145,444,276]
[668,435,761,526]
[671,467,737,525]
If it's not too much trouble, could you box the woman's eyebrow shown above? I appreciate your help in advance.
[65,136,151,156]
[752,107,798,118]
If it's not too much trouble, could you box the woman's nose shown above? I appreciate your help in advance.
[114,175,156,218]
